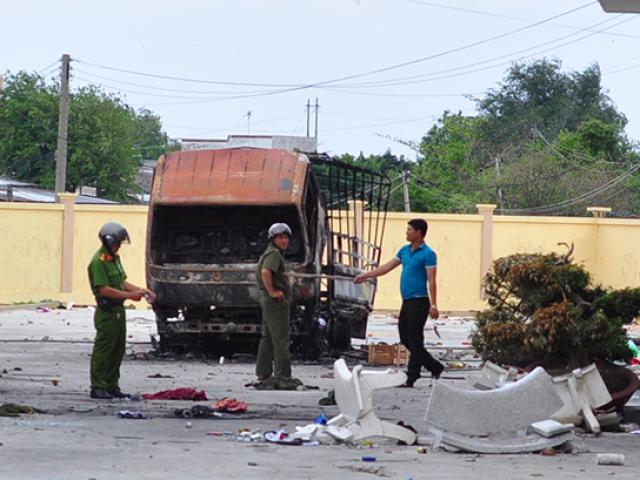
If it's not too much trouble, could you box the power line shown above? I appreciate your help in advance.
[73,68,272,95]
[36,59,60,75]
[497,163,640,214]
[300,1,597,87]
[533,128,613,174]
[73,2,595,93]
[328,14,629,89]
[318,86,478,98]
[125,13,631,107]
[604,61,640,76]
[400,0,640,41]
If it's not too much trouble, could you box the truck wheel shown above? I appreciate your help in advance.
[328,317,351,351]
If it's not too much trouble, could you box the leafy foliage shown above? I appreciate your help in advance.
[0,71,175,201]
[343,59,640,215]
[472,247,640,369]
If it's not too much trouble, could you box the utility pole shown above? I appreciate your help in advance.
[244,110,252,134]
[313,97,320,139]
[305,99,311,137]
[0,73,4,93]
[54,54,71,199]
[495,155,504,210]
[402,170,411,213]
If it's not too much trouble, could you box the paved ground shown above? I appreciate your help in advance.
[0,307,638,479]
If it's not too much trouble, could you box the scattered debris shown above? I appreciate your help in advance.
[367,343,409,366]
[117,410,147,419]
[318,389,336,406]
[426,367,574,453]
[142,388,207,401]
[361,456,377,462]
[264,430,303,446]
[174,405,219,419]
[147,373,173,379]
[339,465,389,477]
[551,364,612,434]
[214,398,248,413]
[540,447,556,456]
[596,454,625,466]
[329,359,416,445]
[474,361,519,390]
[69,405,94,413]
[0,403,45,417]
[246,376,309,391]
[619,423,639,433]
[529,420,574,438]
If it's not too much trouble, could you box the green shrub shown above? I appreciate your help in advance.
[472,246,640,369]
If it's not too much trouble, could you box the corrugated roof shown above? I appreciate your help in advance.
[152,148,308,206]
[0,177,117,204]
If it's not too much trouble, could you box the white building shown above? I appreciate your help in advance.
[180,134,318,153]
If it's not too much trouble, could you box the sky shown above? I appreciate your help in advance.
[2,0,640,160]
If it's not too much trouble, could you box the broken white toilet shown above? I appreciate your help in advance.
[328,358,417,445]
[550,363,612,434]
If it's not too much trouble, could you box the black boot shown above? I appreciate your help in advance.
[90,388,114,400]
[108,387,130,399]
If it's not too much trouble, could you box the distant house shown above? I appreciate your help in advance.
[180,134,318,153]
[0,177,116,204]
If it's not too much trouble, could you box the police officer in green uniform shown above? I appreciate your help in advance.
[255,223,293,382]
[88,222,155,400]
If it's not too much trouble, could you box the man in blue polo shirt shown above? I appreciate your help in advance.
[355,218,444,386]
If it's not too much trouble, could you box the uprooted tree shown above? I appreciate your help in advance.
[471,244,640,370]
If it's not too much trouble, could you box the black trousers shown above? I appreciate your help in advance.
[398,297,444,382]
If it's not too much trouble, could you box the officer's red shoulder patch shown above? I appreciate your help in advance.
[99,253,113,263]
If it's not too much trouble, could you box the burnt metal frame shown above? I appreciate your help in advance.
[307,154,392,301]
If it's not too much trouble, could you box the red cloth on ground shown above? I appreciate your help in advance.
[142,388,208,401]
[214,397,248,413]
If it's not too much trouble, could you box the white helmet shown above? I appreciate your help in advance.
[268,223,292,239]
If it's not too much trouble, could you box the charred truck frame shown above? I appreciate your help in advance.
[146,148,390,355]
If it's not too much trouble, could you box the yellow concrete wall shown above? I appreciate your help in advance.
[374,212,484,311]
[2,202,640,311]
[0,203,63,303]
[71,205,149,306]
[595,220,640,289]
[493,216,598,274]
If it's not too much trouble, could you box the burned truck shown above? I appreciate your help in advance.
[145,148,390,355]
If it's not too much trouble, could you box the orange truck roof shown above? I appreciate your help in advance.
[151,148,309,206]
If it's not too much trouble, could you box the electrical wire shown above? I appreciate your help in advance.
[328,14,630,89]
[400,0,640,41]
[497,163,640,214]
[120,12,632,105]
[36,59,60,75]
[73,68,275,95]
[73,2,595,92]
[533,128,613,174]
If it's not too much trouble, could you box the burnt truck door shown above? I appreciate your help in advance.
[308,155,391,349]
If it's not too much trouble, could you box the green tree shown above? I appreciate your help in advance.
[0,71,173,201]
[0,72,58,184]
[66,86,140,202]
[336,150,413,211]
[131,108,179,162]
[476,59,626,158]
[410,59,640,215]
[411,111,484,212]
